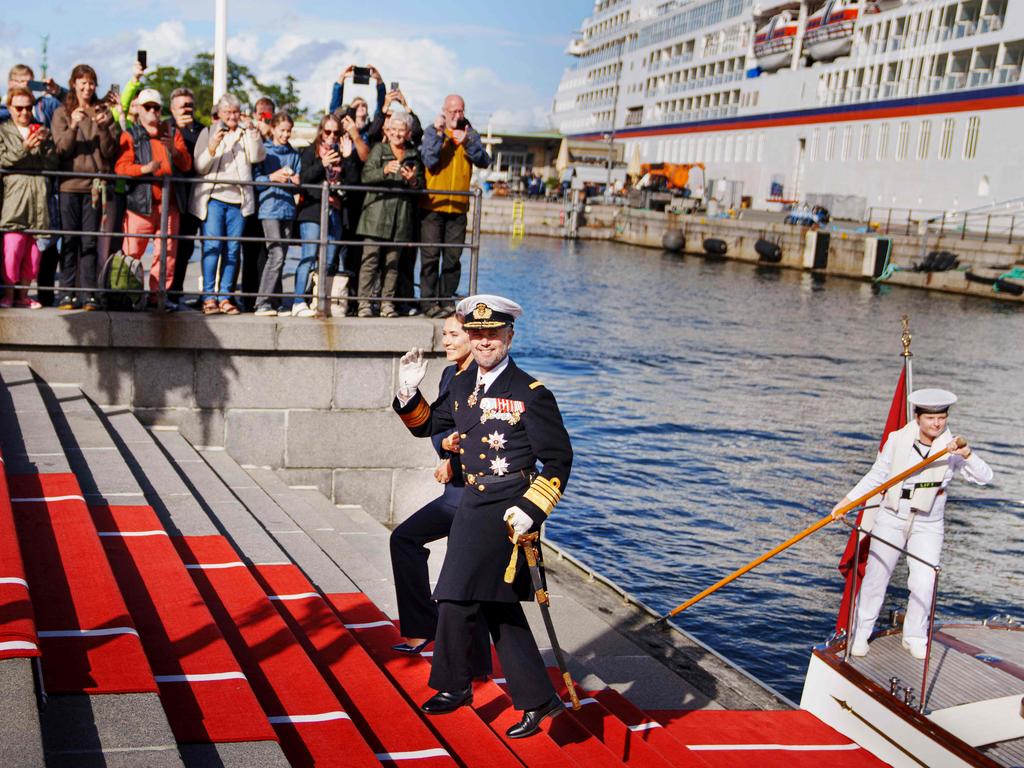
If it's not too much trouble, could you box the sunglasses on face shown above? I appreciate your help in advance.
[141,103,161,112]
[322,129,340,136]
[178,102,195,110]
[10,104,33,112]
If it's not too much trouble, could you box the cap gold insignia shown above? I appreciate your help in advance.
[473,303,493,320]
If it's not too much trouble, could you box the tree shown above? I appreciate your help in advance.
[144,53,304,123]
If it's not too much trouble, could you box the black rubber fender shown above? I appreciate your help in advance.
[755,238,782,263]
[662,230,685,253]
[703,237,728,255]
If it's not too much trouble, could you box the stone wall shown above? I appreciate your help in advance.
[0,312,450,527]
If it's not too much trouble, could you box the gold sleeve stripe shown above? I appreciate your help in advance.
[529,381,544,390]
[534,476,563,501]
[524,475,563,516]
[524,487,556,517]
[399,399,430,429]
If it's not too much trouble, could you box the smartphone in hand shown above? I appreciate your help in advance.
[353,67,371,85]
[137,50,148,69]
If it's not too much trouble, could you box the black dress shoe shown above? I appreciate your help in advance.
[392,640,430,654]
[420,687,473,715]
[505,694,564,738]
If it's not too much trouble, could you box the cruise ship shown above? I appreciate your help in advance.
[552,0,1019,215]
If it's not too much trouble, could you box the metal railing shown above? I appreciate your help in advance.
[865,204,1024,244]
[0,166,483,316]
[841,513,940,714]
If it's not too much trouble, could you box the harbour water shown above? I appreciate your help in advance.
[472,235,1024,702]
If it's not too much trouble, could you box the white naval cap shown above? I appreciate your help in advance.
[457,294,523,329]
[908,388,958,414]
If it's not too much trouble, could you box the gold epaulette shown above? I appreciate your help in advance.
[529,381,544,390]
[399,398,430,429]
[523,475,562,517]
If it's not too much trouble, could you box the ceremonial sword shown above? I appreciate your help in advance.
[505,529,582,710]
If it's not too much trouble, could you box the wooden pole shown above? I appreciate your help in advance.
[659,437,965,621]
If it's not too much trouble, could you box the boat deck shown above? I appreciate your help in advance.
[845,623,1024,766]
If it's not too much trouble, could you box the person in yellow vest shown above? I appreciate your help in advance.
[419,95,491,318]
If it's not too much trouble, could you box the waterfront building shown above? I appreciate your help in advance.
[552,0,1019,216]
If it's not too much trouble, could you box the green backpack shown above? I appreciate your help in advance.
[102,250,146,311]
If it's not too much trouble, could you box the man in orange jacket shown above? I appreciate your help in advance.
[419,94,491,318]
[114,88,192,307]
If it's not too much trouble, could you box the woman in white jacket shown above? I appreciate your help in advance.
[190,93,265,314]
[834,388,993,659]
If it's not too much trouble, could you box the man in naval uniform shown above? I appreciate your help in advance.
[393,294,572,738]
[833,388,993,659]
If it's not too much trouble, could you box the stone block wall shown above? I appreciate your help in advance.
[0,313,451,527]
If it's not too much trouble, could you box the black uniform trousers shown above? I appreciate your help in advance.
[429,599,553,711]
[389,492,491,676]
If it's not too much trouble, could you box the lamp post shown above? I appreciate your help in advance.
[214,0,228,105]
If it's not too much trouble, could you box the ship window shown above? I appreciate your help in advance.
[964,116,981,159]
[841,126,854,162]
[825,127,837,161]
[896,121,910,160]
[809,128,821,162]
[859,125,871,161]
[939,118,956,159]
[877,123,890,160]
[917,121,932,160]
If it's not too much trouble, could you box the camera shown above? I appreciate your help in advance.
[401,157,417,168]
[455,117,469,130]
[352,66,371,85]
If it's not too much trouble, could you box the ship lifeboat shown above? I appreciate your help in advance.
[805,0,880,61]
[753,11,799,71]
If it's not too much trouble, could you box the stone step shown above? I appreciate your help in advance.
[43,386,289,768]
[0,368,182,768]
[0,659,44,768]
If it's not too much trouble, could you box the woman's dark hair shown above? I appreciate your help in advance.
[271,111,293,128]
[64,64,100,111]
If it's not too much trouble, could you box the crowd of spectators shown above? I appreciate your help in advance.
[0,59,492,316]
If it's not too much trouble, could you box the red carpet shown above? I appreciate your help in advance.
[646,710,886,767]
[174,536,379,768]
[0,452,38,660]
[90,504,275,744]
[325,592,529,768]
[543,668,674,767]
[253,565,455,765]
[593,690,712,768]
[9,473,154,693]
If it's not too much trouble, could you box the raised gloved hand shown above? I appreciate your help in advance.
[398,347,428,397]
[503,506,534,536]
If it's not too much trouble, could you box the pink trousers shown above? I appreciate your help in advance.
[2,232,41,287]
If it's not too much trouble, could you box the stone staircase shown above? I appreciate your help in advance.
[0,361,886,767]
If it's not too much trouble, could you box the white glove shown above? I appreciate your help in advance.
[398,347,428,397]
[503,506,533,536]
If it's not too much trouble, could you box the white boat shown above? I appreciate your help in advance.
[753,11,800,71]
[552,0,1021,214]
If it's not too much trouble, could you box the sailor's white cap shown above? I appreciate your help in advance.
[909,388,957,413]
[457,294,523,329]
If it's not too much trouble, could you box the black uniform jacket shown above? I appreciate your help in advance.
[394,357,572,602]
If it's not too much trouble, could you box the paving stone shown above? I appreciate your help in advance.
[40,693,180,759]
[332,468,394,525]
[132,349,196,408]
[333,356,394,409]
[276,316,436,353]
[0,659,44,768]
[274,467,333,498]
[225,410,286,467]
[179,742,290,768]
[195,353,333,410]
[287,410,435,469]
[0,309,111,347]
[133,407,225,448]
[1,349,134,404]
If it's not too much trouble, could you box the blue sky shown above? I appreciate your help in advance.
[2,1,592,129]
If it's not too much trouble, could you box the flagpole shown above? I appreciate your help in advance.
[901,314,913,423]
[213,0,228,105]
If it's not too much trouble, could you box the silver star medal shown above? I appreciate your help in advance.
[490,456,510,476]
[486,431,507,451]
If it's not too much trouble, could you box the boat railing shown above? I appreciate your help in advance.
[0,167,483,314]
[968,70,994,87]
[839,515,940,713]
[996,65,1021,84]
[978,14,1003,34]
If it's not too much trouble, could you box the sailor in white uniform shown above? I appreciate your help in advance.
[834,389,993,659]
